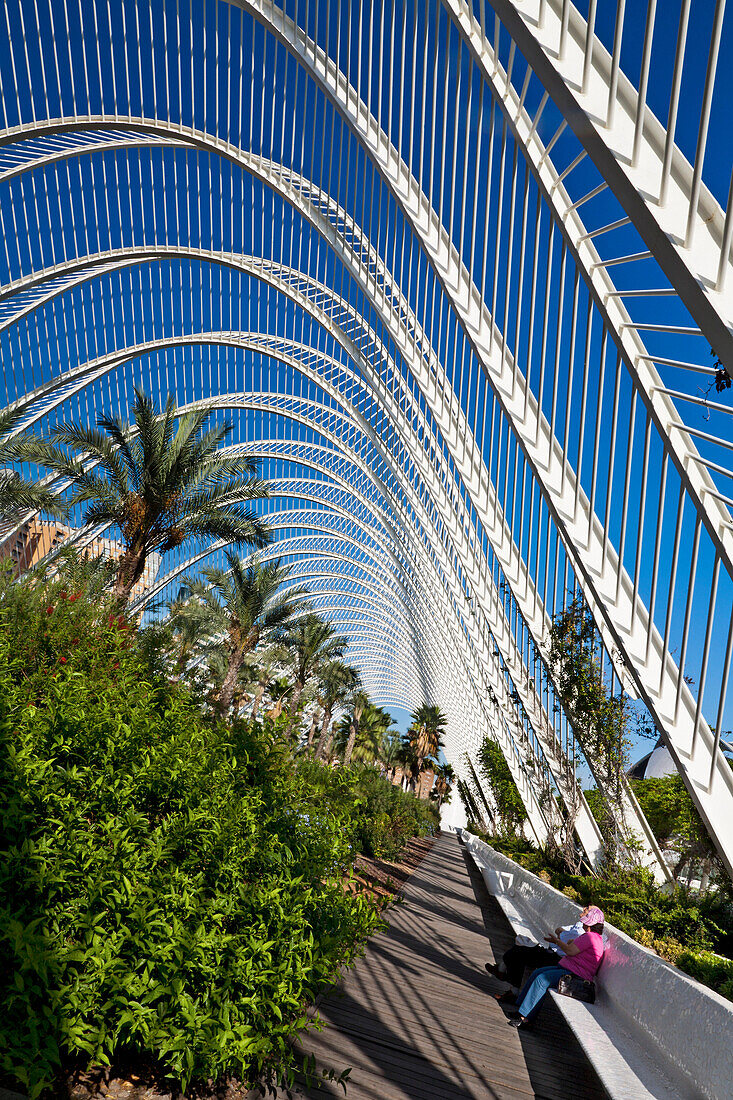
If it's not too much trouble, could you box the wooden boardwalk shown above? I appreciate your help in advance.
[277,832,606,1099]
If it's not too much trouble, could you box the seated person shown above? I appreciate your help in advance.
[507,906,605,1030]
[485,905,597,995]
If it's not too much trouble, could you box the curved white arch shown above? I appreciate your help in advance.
[2,1,731,872]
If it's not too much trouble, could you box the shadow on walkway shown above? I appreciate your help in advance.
[460,843,606,1100]
[267,833,606,1100]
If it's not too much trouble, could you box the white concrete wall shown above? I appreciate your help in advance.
[463,832,733,1100]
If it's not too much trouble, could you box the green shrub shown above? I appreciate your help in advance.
[676,950,733,999]
[295,758,438,861]
[0,576,384,1097]
[476,738,527,832]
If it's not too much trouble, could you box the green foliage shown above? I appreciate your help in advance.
[295,759,438,861]
[28,388,270,600]
[280,613,348,719]
[547,597,630,777]
[477,737,527,832]
[631,774,719,877]
[185,553,308,717]
[457,778,478,824]
[0,407,69,521]
[430,762,455,807]
[675,950,733,1000]
[406,704,446,770]
[0,570,388,1097]
[332,700,393,765]
[547,597,636,862]
[314,662,361,761]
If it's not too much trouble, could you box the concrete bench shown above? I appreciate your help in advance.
[462,831,733,1100]
[551,995,687,1100]
[477,863,544,948]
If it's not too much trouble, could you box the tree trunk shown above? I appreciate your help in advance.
[285,677,306,736]
[232,686,250,717]
[315,707,333,760]
[672,853,689,882]
[307,709,320,751]
[251,680,266,718]
[699,857,713,894]
[113,544,147,603]
[216,648,244,718]
[415,755,425,797]
[343,717,359,767]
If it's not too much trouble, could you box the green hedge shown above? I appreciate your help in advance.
[675,950,733,1001]
[296,758,439,861]
[0,578,386,1096]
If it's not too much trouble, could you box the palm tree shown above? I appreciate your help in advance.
[166,585,221,675]
[249,643,290,718]
[353,705,395,766]
[396,735,421,792]
[342,690,371,768]
[264,675,293,721]
[335,702,394,766]
[314,661,361,760]
[281,612,348,721]
[0,408,68,522]
[29,389,270,602]
[408,704,448,784]
[305,698,321,752]
[38,545,116,596]
[193,553,308,717]
[431,761,455,808]
[381,727,406,781]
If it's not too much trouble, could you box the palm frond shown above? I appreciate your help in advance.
[200,451,261,484]
[22,441,91,482]
[47,424,130,493]
[181,510,271,550]
[0,409,45,464]
[201,563,237,603]
[132,389,167,492]
[167,415,229,488]
[68,475,122,511]
[82,499,125,527]
[0,407,25,439]
[182,479,270,516]
[0,474,69,520]
[163,411,212,492]
[95,412,136,486]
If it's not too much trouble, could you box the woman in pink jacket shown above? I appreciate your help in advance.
[507,906,606,1030]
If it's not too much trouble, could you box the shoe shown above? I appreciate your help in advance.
[507,1015,533,1031]
[493,991,517,1006]
[484,962,508,982]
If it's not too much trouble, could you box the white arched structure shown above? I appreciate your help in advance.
[1,0,732,879]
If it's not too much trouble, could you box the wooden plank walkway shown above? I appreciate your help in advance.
[276,832,606,1099]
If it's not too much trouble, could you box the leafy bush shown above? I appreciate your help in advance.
[476,738,527,832]
[676,950,733,1000]
[0,573,385,1097]
[296,758,438,861]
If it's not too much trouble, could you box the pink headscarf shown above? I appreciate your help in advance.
[583,906,604,926]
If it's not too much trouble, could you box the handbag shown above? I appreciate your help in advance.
[557,974,596,1004]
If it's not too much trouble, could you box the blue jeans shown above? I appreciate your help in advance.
[515,965,568,1022]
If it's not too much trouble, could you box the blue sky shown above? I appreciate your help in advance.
[1,0,731,787]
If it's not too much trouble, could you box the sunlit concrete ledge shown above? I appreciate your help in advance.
[463,831,733,1100]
